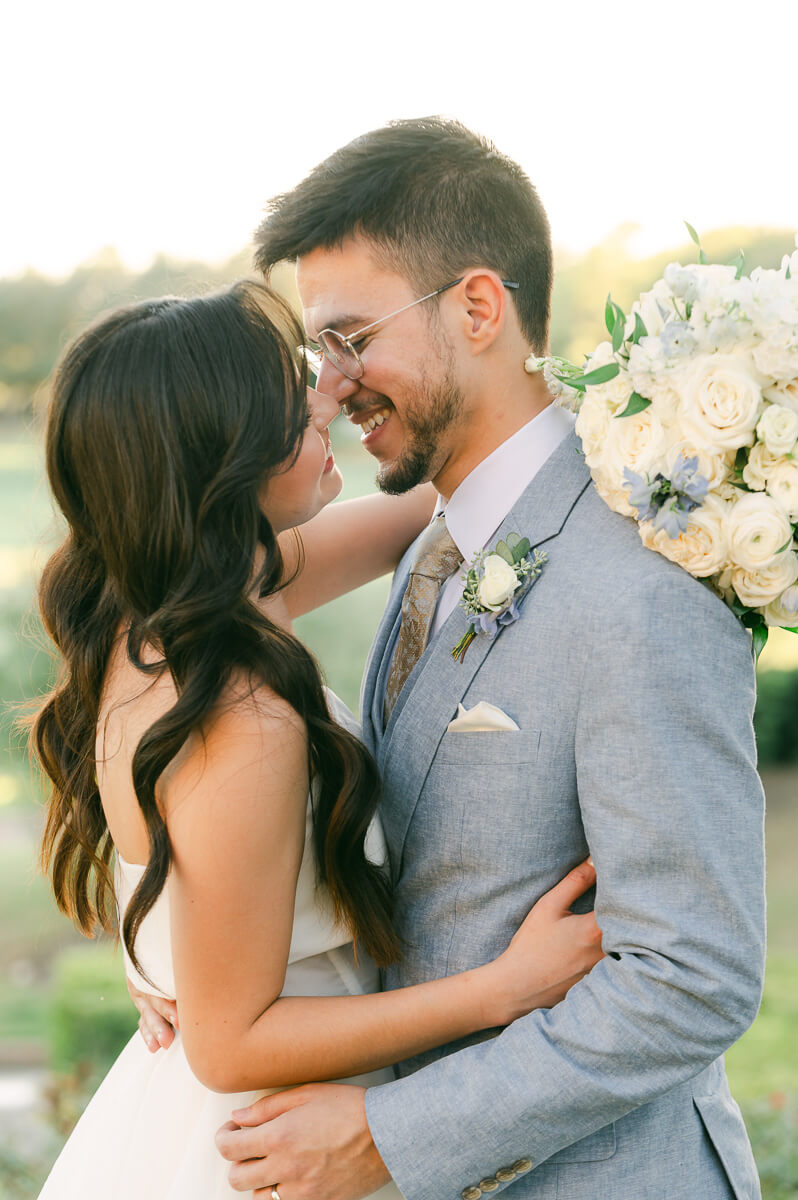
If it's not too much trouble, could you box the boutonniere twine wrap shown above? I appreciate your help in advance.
[525,226,798,660]
[452,534,547,662]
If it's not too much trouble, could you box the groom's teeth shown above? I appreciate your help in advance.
[359,409,389,433]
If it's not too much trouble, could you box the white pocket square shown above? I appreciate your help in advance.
[446,701,520,732]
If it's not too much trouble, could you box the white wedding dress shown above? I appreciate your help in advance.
[39,692,402,1199]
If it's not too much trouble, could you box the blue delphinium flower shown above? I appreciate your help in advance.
[623,454,710,538]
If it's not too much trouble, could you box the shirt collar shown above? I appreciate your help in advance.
[437,404,576,564]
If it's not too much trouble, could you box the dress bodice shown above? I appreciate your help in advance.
[116,689,387,1002]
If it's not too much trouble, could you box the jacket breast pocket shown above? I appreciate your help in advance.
[434,729,541,767]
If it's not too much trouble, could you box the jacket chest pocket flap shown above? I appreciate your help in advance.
[434,729,541,767]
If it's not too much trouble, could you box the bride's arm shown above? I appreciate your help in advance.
[277,485,436,619]
[166,694,601,1095]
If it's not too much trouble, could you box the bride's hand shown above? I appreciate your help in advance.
[126,977,179,1052]
[488,859,603,1025]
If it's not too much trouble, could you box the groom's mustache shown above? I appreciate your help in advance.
[340,396,392,420]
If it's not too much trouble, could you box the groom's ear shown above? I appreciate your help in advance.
[457,270,508,356]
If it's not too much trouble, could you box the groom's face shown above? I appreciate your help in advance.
[296,236,465,494]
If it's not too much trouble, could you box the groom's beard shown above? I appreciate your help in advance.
[377,371,464,495]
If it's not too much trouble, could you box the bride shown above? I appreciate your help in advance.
[33,280,603,1198]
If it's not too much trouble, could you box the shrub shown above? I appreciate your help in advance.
[48,944,136,1081]
[741,1094,798,1200]
[754,670,798,767]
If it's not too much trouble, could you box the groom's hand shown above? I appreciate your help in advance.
[216,1083,391,1199]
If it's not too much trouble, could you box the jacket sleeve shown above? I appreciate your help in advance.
[365,567,766,1200]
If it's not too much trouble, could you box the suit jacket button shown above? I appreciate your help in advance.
[479,1179,499,1192]
[495,1168,517,1182]
[461,1188,482,1200]
[512,1158,533,1174]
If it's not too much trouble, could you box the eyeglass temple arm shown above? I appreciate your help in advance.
[344,277,519,342]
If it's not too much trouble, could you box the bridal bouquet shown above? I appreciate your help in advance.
[527,229,798,657]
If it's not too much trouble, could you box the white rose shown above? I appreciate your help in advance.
[763,378,798,413]
[756,403,798,456]
[477,554,520,611]
[732,552,798,607]
[764,584,798,627]
[575,390,613,468]
[600,406,668,485]
[725,492,793,570]
[638,495,729,579]
[592,466,637,518]
[678,352,764,451]
[766,460,798,519]
[743,442,786,491]
[584,340,616,370]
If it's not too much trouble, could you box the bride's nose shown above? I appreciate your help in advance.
[308,388,339,430]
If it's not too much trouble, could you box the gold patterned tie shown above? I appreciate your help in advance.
[383,515,464,727]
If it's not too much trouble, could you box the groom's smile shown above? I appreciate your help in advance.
[296,236,467,496]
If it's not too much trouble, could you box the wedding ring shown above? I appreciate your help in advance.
[271,1189,282,1200]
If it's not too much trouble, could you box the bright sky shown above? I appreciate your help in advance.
[3,1,796,279]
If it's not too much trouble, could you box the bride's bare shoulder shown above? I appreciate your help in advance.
[98,631,307,827]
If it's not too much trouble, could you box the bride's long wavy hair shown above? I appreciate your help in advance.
[33,279,399,973]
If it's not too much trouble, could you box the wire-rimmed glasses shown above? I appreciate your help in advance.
[303,277,520,381]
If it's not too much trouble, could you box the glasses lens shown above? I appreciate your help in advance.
[318,330,362,379]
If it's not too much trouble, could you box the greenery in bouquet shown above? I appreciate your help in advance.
[527,226,798,658]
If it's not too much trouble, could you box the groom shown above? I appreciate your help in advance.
[216,118,765,1198]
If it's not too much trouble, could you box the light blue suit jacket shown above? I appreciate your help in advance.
[362,431,765,1200]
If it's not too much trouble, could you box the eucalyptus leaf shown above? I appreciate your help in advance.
[630,312,647,346]
[611,313,625,353]
[577,362,621,387]
[494,540,515,565]
[604,294,615,336]
[552,371,586,392]
[728,249,745,280]
[685,221,700,246]
[505,533,521,548]
[512,537,531,563]
[615,391,652,419]
[751,624,769,662]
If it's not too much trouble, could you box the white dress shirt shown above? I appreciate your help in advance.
[429,404,576,639]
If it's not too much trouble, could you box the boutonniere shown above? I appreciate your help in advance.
[451,533,548,662]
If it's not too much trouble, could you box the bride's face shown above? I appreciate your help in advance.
[259,387,343,532]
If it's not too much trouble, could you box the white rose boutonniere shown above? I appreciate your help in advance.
[452,534,547,663]
[478,554,521,610]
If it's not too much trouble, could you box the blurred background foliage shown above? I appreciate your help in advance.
[1,227,797,1197]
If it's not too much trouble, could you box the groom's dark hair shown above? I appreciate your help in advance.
[254,116,553,354]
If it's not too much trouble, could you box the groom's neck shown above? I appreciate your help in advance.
[433,371,552,502]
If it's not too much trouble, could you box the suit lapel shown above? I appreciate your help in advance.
[379,430,591,876]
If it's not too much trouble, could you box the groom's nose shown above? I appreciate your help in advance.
[314,353,359,407]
